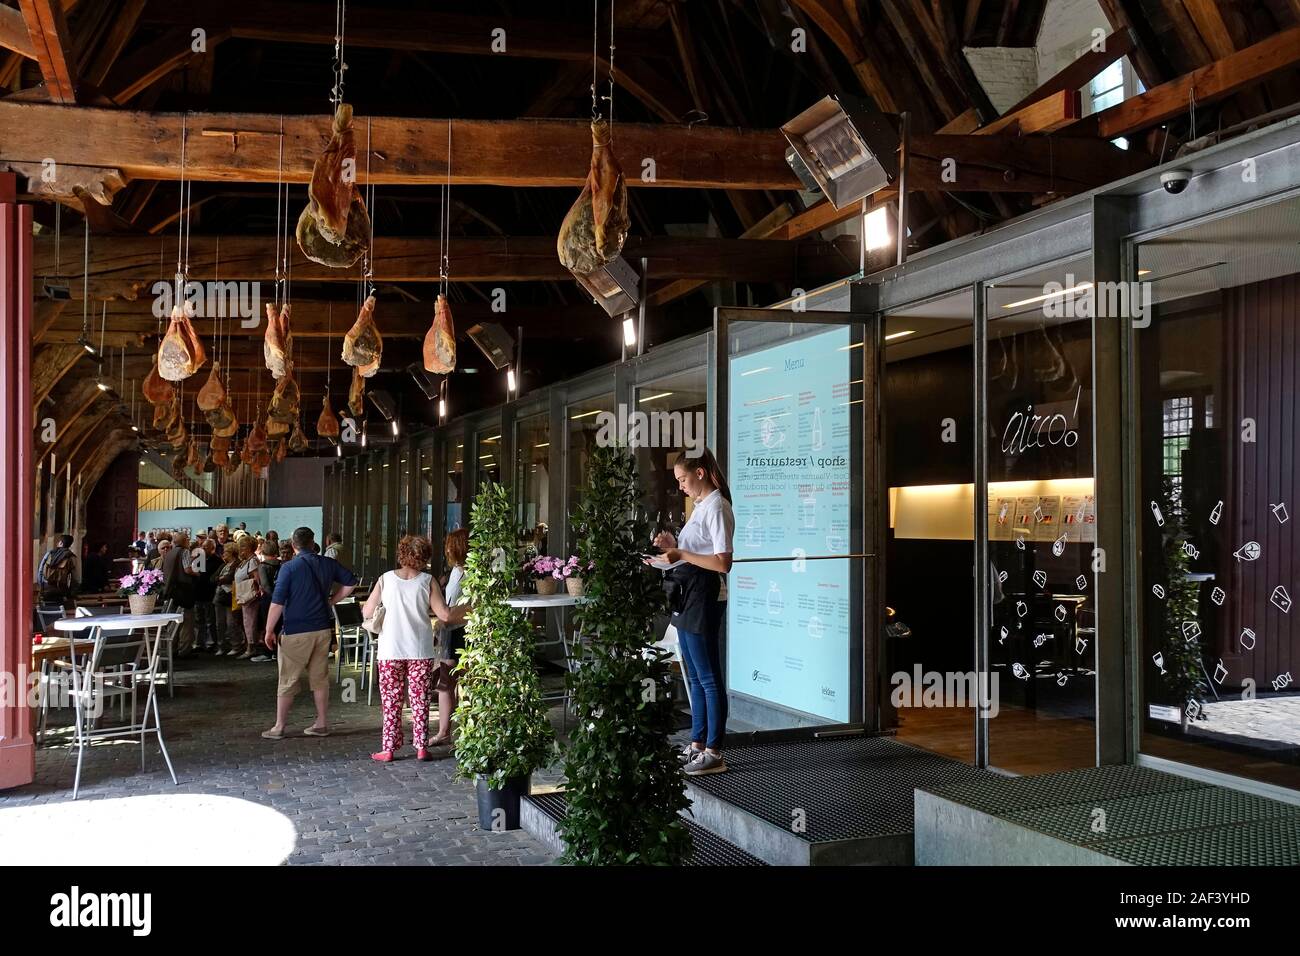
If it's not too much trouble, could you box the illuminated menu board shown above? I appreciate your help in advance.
[727,325,853,723]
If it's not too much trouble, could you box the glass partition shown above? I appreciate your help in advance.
[566,392,616,546]
[397,446,410,537]
[444,435,465,533]
[635,369,706,534]
[1136,195,1300,791]
[416,442,435,538]
[881,290,976,762]
[475,428,503,492]
[515,411,550,537]
[984,258,1097,774]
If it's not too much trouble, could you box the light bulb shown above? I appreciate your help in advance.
[438,398,447,417]
[623,317,636,346]
[391,420,399,436]
[507,368,517,392]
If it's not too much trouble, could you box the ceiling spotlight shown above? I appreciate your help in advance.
[438,398,447,418]
[623,317,636,347]
[570,256,640,317]
[336,443,342,457]
[506,367,517,393]
[391,420,399,437]
[782,94,899,209]
[78,334,99,357]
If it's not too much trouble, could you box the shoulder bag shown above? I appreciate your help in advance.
[363,572,386,634]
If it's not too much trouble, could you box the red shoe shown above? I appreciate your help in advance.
[416,748,431,761]
[371,751,394,763]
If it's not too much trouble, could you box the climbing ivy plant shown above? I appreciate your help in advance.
[454,481,556,788]
[559,446,691,865]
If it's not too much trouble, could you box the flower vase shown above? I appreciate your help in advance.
[535,577,559,595]
[565,577,585,597]
[129,593,158,615]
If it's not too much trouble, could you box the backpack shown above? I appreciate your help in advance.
[44,550,75,594]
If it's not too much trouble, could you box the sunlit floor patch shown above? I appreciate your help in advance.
[0,794,297,865]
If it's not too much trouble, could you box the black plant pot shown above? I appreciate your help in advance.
[476,773,530,831]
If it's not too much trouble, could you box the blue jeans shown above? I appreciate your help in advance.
[677,626,726,750]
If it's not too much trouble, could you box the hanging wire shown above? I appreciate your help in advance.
[331,0,347,108]
[607,0,615,128]
[54,202,61,278]
[439,120,451,296]
[175,114,190,307]
[81,221,90,344]
[591,0,599,121]
[274,116,286,307]
[364,116,375,296]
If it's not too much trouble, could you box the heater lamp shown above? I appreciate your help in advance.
[570,255,640,317]
[781,95,899,210]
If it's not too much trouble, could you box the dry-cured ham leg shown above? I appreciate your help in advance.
[158,304,207,381]
[288,421,309,453]
[268,368,300,423]
[196,361,226,412]
[423,293,456,373]
[317,394,340,439]
[342,295,381,370]
[143,357,174,404]
[557,118,629,275]
[264,303,293,379]
[296,104,371,268]
[248,420,268,451]
[266,417,290,438]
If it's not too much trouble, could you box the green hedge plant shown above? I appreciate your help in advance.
[559,446,691,865]
[454,481,556,788]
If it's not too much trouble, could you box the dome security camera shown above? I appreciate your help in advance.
[1160,169,1192,195]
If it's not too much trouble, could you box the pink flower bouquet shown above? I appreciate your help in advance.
[117,568,164,598]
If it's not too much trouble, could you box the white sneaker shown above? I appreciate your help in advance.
[684,750,728,776]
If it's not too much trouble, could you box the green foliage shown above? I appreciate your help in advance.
[454,481,556,788]
[559,446,691,865]
[1156,476,1208,721]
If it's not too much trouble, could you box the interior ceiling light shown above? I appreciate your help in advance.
[864,206,892,251]
[884,330,915,341]
[1001,282,1094,310]
[623,317,637,346]
[570,409,602,420]
[638,391,673,403]
[782,94,899,209]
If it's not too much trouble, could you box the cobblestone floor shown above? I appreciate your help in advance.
[0,652,564,866]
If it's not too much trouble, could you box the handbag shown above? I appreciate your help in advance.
[363,603,386,634]
[234,559,260,605]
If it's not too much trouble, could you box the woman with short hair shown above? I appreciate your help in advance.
[362,534,467,762]
[431,528,469,746]
[214,541,244,655]
[233,536,262,660]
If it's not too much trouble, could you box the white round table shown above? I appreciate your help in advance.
[505,592,583,609]
[53,612,183,633]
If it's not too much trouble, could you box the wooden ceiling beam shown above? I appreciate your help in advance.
[83,0,147,89]
[1002,29,1135,116]
[0,103,799,190]
[101,25,231,104]
[32,343,87,411]
[18,0,78,102]
[35,234,858,286]
[975,89,1082,136]
[0,4,35,59]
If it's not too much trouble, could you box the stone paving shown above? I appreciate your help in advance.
[0,652,566,865]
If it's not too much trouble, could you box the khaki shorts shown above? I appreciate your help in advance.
[277,628,333,697]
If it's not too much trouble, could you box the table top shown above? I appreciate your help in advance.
[506,593,583,608]
[54,612,183,632]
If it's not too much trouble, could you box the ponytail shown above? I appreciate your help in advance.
[675,448,732,503]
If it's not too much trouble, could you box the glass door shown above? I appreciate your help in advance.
[715,308,875,734]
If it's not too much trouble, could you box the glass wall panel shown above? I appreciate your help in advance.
[416,442,435,538]
[515,411,550,539]
[1136,196,1300,791]
[476,427,503,492]
[984,257,1097,774]
[566,392,616,546]
[397,445,410,538]
[445,434,465,533]
[882,290,976,763]
[635,369,706,535]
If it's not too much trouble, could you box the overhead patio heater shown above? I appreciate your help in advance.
[781,94,899,209]
[570,254,640,317]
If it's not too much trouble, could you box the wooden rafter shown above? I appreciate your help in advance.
[18,0,77,102]
[0,4,34,59]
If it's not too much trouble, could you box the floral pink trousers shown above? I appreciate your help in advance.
[377,659,433,753]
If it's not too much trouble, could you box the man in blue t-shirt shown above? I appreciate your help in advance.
[261,527,357,740]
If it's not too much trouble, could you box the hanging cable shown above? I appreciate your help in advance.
[364,116,376,296]
[591,0,599,121]
[331,0,347,108]
[81,221,90,348]
[607,0,615,128]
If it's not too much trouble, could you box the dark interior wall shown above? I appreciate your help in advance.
[267,456,328,508]
[85,452,138,552]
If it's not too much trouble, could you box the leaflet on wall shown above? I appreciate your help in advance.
[1033,495,1062,542]
[727,324,854,724]
[1061,493,1096,544]
[990,496,1016,542]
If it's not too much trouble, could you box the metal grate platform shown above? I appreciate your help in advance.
[920,766,1300,866]
[684,735,996,843]
[524,791,767,866]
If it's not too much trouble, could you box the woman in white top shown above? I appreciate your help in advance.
[362,534,467,762]
[649,448,735,776]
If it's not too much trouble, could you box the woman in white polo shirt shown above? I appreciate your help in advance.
[651,448,735,775]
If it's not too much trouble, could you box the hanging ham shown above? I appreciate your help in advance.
[143,357,174,405]
[348,365,365,417]
[266,417,290,438]
[264,303,293,379]
[296,104,371,268]
[165,411,187,448]
[557,118,629,276]
[152,399,173,430]
[248,420,268,452]
[317,394,340,439]
[289,421,309,453]
[211,433,232,453]
[158,304,207,381]
[196,361,226,412]
[274,439,288,463]
[342,294,381,372]
[423,293,456,373]
[212,403,239,438]
[268,368,300,423]
[171,447,188,480]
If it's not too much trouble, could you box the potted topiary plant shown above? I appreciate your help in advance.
[455,481,556,830]
[559,446,691,864]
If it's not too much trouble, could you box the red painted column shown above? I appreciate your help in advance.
[0,172,35,790]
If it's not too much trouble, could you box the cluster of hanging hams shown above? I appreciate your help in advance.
[261,301,307,464]
[297,103,370,269]
[557,118,629,275]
